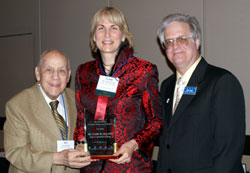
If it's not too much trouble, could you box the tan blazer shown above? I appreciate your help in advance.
[4,83,79,173]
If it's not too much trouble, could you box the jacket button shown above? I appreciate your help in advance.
[167,169,172,173]
[166,144,170,149]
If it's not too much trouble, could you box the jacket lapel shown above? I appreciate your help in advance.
[162,75,176,127]
[168,58,208,129]
[32,83,62,138]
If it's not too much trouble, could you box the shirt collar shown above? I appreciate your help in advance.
[38,83,62,107]
[176,56,201,84]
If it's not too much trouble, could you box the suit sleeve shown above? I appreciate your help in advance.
[212,73,245,172]
[4,102,53,172]
[132,65,163,157]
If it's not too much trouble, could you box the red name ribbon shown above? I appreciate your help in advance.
[95,96,109,121]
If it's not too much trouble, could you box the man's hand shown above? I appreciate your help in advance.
[53,149,91,168]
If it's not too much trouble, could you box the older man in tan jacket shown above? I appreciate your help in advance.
[4,50,92,173]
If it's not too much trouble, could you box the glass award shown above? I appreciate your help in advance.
[84,108,118,159]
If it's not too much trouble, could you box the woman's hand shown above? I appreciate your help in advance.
[109,139,138,164]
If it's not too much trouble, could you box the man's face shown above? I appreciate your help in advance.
[35,51,71,100]
[164,21,200,75]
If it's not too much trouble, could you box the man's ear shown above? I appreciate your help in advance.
[35,67,40,81]
[195,39,200,50]
[67,70,71,82]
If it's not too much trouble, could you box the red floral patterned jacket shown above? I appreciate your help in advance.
[74,45,162,172]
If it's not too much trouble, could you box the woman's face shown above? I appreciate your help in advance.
[94,17,125,58]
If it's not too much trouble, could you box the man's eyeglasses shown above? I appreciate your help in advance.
[163,36,193,50]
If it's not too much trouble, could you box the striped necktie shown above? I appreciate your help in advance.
[50,101,67,139]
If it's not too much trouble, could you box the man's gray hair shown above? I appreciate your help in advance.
[157,13,201,49]
[37,50,71,70]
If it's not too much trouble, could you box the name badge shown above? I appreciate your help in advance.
[183,86,197,95]
[57,140,74,152]
[95,75,119,98]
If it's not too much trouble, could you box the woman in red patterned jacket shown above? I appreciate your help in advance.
[74,7,162,172]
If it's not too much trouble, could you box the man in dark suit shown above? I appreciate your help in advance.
[4,50,92,172]
[156,13,245,173]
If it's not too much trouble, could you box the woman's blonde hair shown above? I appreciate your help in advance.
[90,7,134,52]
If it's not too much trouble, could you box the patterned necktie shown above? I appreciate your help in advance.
[173,77,185,114]
[50,101,67,139]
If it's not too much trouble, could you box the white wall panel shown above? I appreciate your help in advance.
[204,0,250,134]
[0,35,34,117]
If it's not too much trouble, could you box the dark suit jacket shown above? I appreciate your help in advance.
[157,58,245,173]
[4,83,79,173]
